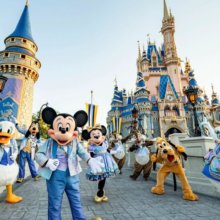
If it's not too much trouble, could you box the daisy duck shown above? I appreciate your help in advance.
[35,107,103,220]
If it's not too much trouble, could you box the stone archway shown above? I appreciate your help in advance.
[165,127,181,138]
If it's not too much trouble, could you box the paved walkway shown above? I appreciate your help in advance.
[0,162,219,220]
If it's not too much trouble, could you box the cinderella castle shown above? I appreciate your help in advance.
[0,1,41,129]
[107,0,220,138]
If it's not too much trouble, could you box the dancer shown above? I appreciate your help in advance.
[82,124,119,203]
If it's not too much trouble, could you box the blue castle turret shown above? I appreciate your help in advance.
[0,1,41,135]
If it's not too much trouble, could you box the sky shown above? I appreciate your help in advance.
[0,0,220,125]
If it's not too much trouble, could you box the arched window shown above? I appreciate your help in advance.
[164,105,171,116]
[173,106,180,116]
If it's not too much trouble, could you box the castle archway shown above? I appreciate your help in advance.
[165,127,181,138]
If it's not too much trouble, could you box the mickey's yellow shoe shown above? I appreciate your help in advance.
[94,195,103,203]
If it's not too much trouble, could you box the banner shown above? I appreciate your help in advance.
[85,103,98,127]
[112,116,122,134]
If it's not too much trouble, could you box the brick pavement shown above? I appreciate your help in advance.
[0,162,219,220]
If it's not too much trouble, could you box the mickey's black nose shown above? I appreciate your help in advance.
[33,127,36,131]
[60,127,66,134]
[94,136,99,139]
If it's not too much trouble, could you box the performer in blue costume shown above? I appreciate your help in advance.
[35,107,103,220]
[201,122,220,182]
[82,124,119,203]
[11,116,41,183]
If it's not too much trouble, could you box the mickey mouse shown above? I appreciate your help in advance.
[82,124,119,203]
[35,107,103,220]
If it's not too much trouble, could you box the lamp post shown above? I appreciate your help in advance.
[184,86,201,136]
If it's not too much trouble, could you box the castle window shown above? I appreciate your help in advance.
[23,39,27,43]
[35,61,38,65]
[173,106,180,116]
[11,38,15,42]
[21,55,26,59]
[4,53,9,57]
[32,45,35,48]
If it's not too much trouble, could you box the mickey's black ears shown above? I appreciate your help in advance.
[82,130,90,140]
[101,125,107,136]
[73,110,88,128]
[42,107,57,125]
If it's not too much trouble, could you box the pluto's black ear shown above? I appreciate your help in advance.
[82,130,90,141]
[42,107,57,125]
[73,110,88,127]
[101,126,107,136]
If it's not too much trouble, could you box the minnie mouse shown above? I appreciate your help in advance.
[35,107,103,220]
[82,124,119,203]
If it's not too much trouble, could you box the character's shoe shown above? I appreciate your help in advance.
[151,186,165,195]
[5,194,23,204]
[16,178,24,183]
[119,170,122,175]
[94,195,103,203]
[129,175,137,180]
[92,217,103,220]
[102,195,108,202]
[183,191,199,201]
[34,176,40,181]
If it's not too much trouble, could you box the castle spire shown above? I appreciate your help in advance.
[137,41,142,72]
[163,0,170,20]
[6,2,34,42]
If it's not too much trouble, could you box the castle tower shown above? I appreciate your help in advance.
[161,0,183,95]
[0,2,41,130]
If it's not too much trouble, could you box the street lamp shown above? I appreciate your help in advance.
[184,86,201,136]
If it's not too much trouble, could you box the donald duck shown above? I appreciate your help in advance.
[0,120,22,203]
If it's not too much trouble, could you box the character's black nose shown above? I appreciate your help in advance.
[60,127,66,134]
[163,149,168,154]
[33,127,36,131]
[94,136,99,139]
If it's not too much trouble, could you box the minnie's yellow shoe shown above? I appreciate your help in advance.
[102,195,108,202]
[94,195,103,203]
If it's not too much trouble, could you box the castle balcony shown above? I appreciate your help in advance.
[162,115,185,124]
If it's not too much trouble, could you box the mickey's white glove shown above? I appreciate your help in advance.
[10,153,17,161]
[46,159,60,171]
[88,158,104,174]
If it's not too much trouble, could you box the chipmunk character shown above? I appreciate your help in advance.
[108,132,131,174]
[0,120,22,203]
[128,132,153,181]
[151,137,198,201]
[35,107,103,220]
[82,124,119,203]
[12,118,41,183]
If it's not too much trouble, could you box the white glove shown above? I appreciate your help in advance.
[88,158,104,174]
[46,159,60,171]
[10,153,17,161]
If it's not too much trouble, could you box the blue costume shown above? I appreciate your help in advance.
[202,143,220,182]
[16,124,40,181]
[86,141,119,181]
[36,138,90,220]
